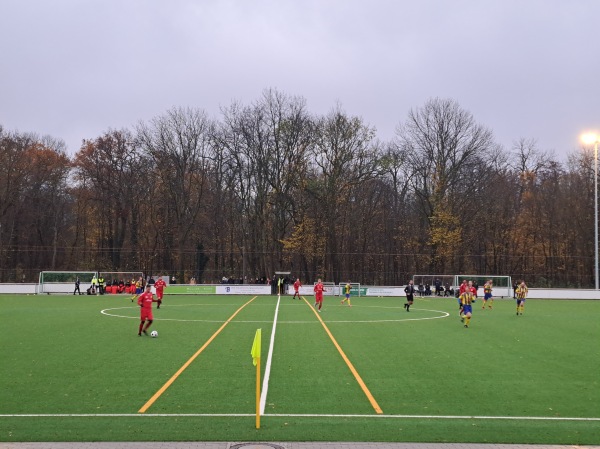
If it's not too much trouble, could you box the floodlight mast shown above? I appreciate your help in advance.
[581,132,600,289]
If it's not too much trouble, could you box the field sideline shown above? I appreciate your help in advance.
[1,293,599,444]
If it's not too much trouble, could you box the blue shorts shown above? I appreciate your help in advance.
[484,293,492,300]
[345,293,350,299]
[516,298,525,304]
[135,287,142,294]
[462,305,472,314]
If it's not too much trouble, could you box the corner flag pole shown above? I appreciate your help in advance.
[251,328,262,429]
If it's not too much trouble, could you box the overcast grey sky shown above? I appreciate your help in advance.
[0,0,598,160]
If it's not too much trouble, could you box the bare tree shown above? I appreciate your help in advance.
[136,107,214,280]
[396,98,497,271]
[0,129,71,280]
[309,105,380,282]
[72,129,149,269]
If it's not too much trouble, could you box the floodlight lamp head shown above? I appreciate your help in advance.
[581,132,600,146]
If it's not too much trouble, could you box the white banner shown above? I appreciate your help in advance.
[216,285,271,295]
[0,283,37,294]
[365,287,405,296]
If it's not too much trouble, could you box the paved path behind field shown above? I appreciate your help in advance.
[1,442,599,449]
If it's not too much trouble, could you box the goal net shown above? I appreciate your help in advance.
[38,271,97,294]
[336,282,362,297]
[454,275,512,298]
[314,282,337,296]
[412,275,455,295]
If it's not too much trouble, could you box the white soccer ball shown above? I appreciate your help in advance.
[150,330,158,338]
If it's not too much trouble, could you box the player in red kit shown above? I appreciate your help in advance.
[137,285,159,336]
[314,278,326,312]
[292,278,302,300]
[154,275,167,309]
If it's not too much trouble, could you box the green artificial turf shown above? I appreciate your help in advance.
[1,293,598,444]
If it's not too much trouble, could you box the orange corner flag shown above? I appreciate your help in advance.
[251,328,261,366]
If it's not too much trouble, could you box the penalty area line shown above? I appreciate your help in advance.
[303,296,383,414]
[259,294,280,414]
[1,413,598,421]
[137,296,259,414]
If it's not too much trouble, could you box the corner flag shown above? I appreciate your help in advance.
[251,328,261,366]
[251,328,262,429]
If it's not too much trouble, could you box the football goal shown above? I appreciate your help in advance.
[336,282,362,297]
[38,271,97,294]
[412,275,455,295]
[454,275,513,298]
[314,281,337,296]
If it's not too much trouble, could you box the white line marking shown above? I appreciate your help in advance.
[1,413,598,421]
[101,305,449,324]
[259,295,280,414]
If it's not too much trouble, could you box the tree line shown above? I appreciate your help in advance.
[0,90,595,287]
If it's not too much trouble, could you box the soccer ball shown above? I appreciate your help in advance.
[150,330,158,338]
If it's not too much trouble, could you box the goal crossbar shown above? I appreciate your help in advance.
[38,271,97,294]
[314,282,337,296]
[454,275,513,298]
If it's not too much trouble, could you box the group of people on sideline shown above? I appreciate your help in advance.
[76,275,169,296]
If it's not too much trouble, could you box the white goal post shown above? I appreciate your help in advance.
[336,282,362,297]
[413,274,513,297]
[412,275,455,295]
[454,275,513,298]
[314,282,337,296]
[38,271,97,294]
[37,270,146,294]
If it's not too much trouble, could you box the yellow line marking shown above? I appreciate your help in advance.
[138,296,258,413]
[302,296,383,414]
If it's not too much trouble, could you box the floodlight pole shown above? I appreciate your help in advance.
[595,141,599,290]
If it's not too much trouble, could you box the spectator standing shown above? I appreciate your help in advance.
[98,275,105,295]
[73,277,81,295]
[91,275,99,295]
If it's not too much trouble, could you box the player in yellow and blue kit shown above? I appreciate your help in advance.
[340,281,352,307]
[481,280,493,309]
[516,281,528,315]
[460,288,475,328]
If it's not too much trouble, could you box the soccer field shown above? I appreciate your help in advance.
[1,293,599,444]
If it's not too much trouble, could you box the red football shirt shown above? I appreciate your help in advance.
[138,291,156,320]
[293,280,301,291]
[314,282,324,299]
[154,279,166,291]
[138,291,155,309]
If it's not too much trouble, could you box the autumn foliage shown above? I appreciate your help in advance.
[0,94,596,287]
